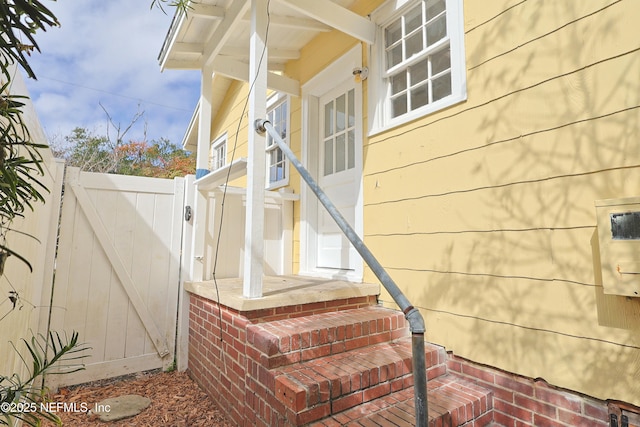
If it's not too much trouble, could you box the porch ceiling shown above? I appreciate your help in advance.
[158,0,375,94]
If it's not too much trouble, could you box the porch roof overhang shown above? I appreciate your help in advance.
[158,0,376,96]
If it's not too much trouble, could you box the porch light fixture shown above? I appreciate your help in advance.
[352,66,368,82]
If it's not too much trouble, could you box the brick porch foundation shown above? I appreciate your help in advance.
[188,292,377,426]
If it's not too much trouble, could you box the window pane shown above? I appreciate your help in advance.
[336,134,346,173]
[347,130,355,170]
[405,4,423,34]
[275,104,281,128]
[348,89,355,127]
[324,139,333,176]
[385,19,402,47]
[392,94,407,118]
[324,101,333,137]
[391,72,407,95]
[432,72,452,101]
[410,59,428,85]
[405,31,423,59]
[426,14,446,46]
[431,48,451,75]
[280,102,287,123]
[387,45,403,69]
[336,94,346,132]
[411,83,429,110]
[426,0,446,20]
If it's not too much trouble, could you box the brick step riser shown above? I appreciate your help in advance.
[248,308,410,370]
[308,374,495,427]
[274,341,448,424]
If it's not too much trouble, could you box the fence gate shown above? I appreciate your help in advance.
[46,167,185,388]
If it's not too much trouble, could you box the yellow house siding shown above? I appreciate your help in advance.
[210,80,251,187]
[366,0,640,405]
[198,0,639,405]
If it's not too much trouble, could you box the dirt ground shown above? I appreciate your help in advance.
[43,370,233,426]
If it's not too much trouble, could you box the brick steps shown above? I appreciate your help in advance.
[247,306,409,369]
[246,305,495,426]
[273,338,447,420]
[309,374,494,427]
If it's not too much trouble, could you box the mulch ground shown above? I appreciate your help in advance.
[43,370,233,426]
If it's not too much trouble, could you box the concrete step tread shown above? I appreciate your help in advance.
[274,338,447,414]
[308,374,494,427]
[247,306,409,368]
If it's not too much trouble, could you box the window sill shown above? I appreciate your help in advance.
[368,93,467,138]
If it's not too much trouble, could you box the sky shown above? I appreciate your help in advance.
[23,0,201,149]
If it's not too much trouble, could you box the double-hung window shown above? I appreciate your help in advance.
[265,94,289,189]
[210,133,227,171]
[370,0,466,134]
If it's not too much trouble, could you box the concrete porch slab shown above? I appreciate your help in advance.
[185,275,380,312]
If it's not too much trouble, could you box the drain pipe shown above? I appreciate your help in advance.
[255,119,428,426]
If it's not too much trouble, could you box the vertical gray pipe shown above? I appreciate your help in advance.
[256,119,428,426]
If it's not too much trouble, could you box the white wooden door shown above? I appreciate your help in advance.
[47,167,184,388]
[317,82,360,271]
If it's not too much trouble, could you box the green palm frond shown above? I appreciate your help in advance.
[1,331,90,426]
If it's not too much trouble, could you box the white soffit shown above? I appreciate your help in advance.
[159,0,367,77]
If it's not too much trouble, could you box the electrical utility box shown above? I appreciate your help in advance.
[595,197,640,297]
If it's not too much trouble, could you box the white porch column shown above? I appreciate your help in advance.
[191,65,213,282]
[196,65,213,179]
[243,0,268,298]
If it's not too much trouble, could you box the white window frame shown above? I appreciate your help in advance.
[369,0,467,136]
[265,93,290,189]
[210,132,227,171]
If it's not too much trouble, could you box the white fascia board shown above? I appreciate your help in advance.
[181,101,200,151]
[158,9,187,70]
[277,0,376,44]
[162,59,203,70]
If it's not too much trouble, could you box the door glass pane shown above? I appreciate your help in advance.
[348,89,355,127]
[324,101,333,137]
[336,134,346,173]
[324,139,333,176]
[347,130,355,170]
[336,94,346,132]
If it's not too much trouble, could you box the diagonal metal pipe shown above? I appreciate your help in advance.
[255,119,428,426]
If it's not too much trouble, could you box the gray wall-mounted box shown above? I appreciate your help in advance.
[595,197,640,297]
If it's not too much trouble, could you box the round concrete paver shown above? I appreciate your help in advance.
[92,394,151,422]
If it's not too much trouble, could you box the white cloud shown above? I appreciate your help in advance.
[24,0,200,148]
